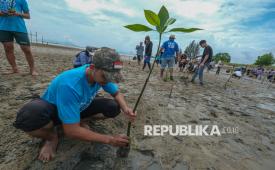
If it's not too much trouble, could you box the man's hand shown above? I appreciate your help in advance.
[114,92,137,122]
[123,107,137,122]
[0,11,8,16]
[199,63,204,68]
[108,134,129,147]
[8,11,20,16]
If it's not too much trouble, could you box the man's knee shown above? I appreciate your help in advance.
[21,45,32,54]
[103,100,121,118]
[3,43,14,53]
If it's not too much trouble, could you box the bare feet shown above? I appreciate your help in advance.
[38,133,58,163]
[30,69,39,76]
[2,68,19,75]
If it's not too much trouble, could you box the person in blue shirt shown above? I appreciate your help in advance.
[73,46,94,68]
[0,0,38,75]
[14,48,136,162]
[159,35,179,81]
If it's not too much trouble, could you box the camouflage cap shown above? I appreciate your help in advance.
[93,47,124,83]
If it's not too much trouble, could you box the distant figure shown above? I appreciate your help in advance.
[73,46,94,68]
[160,35,179,80]
[143,36,153,70]
[256,68,264,80]
[191,40,213,85]
[0,0,38,75]
[136,42,144,65]
[232,70,242,79]
[216,60,223,75]
[178,54,188,72]
[268,69,275,82]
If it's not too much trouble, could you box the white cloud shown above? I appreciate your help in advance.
[61,0,275,64]
[64,0,137,19]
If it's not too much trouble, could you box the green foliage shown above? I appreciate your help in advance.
[158,6,169,28]
[144,10,160,26]
[168,27,202,33]
[124,24,153,32]
[254,53,275,66]
[213,53,231,63]
[124,5,202,34]
[184,40,200,59]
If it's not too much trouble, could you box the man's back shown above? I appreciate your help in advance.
[162,40,179,58]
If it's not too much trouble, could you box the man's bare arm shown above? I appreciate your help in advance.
[201,55,209,65]
[63,123,129,146]
[9,12,30,19]
[113,92,136,121]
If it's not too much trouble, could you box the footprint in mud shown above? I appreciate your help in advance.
[73,144,163,170]
[73,144,115,170]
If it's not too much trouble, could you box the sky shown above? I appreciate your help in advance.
[25,0,275,64]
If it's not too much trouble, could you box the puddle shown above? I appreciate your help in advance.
[256,103,275,113]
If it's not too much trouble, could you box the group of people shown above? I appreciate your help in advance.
[135,37,213,85]
[1,0,136,163]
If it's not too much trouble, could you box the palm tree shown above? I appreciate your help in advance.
[184,40,200,59]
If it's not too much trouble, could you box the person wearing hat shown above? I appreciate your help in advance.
[159,35,179,80]
[13,47,136,162]
[73,46,95,68]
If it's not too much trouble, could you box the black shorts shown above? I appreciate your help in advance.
[137,55,143,61]
[0,30,30,46]
[13,97,121,132]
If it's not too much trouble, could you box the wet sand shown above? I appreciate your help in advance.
[0,44,275,170]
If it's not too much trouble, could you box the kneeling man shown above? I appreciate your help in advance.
[14,48,136,162]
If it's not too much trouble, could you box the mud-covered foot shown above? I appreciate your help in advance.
[38,134,58,162]
[2,68,19,75]
[30,70,39,76]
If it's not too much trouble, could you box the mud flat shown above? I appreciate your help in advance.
[0,44,275,170]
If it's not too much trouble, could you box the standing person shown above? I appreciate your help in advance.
[73,46,94,68]
[216,60,223,75]
[143,36,153,70]
[13,48,136,162]
[191,40,213,85]
[160,35,179,80]
[136,42,144,66]
[0,0,38,75]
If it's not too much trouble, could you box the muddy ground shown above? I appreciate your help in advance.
[0,44,275,170]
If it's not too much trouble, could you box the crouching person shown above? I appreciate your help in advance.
[13,48,136,162]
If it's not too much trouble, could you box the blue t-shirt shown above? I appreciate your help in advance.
[161,40,179,58]
[42,65,119,124]
[0,0,29,33]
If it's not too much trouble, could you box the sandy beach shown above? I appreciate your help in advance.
[0,44,275,170]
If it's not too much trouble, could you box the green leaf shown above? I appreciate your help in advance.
[124,24,154,32]
[168,27,203,33]
[158,6,169,27]
[165,18,176,26]
[144,10,160,26]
